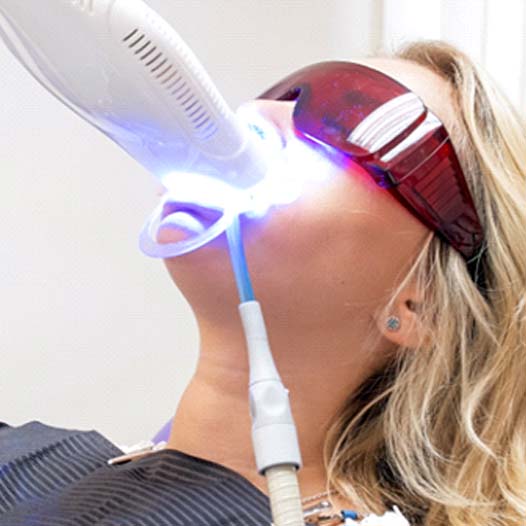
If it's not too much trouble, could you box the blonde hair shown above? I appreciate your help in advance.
[323,40,526,526]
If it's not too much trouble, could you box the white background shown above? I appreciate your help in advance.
[1,0,524,447]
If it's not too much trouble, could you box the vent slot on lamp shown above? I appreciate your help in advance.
[122,28,217,139]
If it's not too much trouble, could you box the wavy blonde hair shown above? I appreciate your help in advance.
[323,40,526,526]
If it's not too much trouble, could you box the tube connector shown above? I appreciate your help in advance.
[238,301,302,473]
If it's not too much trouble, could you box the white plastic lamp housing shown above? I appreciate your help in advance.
[0,0,269,191]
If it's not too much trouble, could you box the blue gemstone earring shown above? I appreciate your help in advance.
[386,315,401,332]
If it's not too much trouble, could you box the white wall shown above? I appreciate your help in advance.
[1,0,523,447]
[382,0,526,113]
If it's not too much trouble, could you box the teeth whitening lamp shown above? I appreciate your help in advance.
[0,1,305,525]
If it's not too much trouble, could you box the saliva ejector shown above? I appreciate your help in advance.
[0,1,305,525]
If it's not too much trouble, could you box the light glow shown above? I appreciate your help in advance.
[140,120,338,258]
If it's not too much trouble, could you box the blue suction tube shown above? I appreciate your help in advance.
[226,215,255,303]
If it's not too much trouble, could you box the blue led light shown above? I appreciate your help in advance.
[140,131,338,258]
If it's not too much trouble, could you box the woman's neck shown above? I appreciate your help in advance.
[165,310,390,500]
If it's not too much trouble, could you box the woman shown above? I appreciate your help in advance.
[2,40,525,526]
[157,39,526,525]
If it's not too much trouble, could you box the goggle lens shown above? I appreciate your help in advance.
[257,61,484,263]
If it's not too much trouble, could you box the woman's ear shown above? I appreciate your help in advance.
[375,283,427,349]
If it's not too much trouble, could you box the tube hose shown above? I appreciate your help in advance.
[266,464,304,526]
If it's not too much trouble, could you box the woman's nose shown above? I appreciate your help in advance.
[236,99,296,149]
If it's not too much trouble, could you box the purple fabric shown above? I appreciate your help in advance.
[152,417,172,443]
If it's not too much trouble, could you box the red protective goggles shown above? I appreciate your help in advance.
[257,61,485,268]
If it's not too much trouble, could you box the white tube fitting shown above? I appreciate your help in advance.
[238,301,302,473]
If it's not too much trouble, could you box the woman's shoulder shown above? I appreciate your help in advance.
[0,420,122,465]
[0,422,272,525]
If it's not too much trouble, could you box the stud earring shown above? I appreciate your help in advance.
[386,315,401,332]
